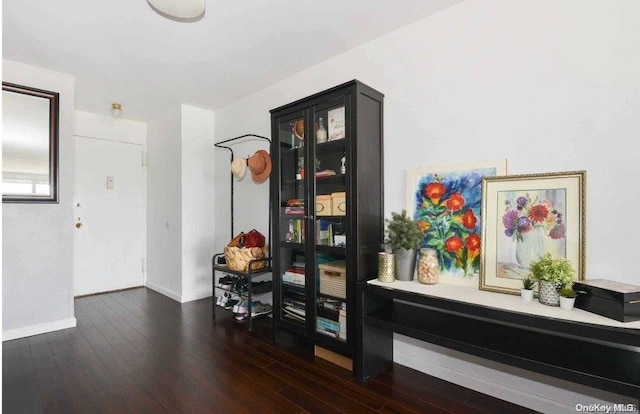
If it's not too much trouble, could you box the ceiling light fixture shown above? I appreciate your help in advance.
[110,103,123,118]
[147,0,205,22]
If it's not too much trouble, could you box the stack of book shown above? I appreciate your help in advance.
[315,169,337,178]
[285,198,304,215]
[283,294,306,323]
[316,316,340,338]
[282,261,305,286]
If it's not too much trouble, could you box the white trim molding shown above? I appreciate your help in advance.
[3,317,77,342]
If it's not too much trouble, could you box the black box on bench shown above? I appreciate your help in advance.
[574,279,640,322]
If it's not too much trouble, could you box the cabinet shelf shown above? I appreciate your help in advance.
[315,139,346,154]
[279,241,305,249]
[314,245,346,254]
[271,80,384,361]
[282,282,305,293]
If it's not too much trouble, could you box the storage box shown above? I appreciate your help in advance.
[316,194,332,217]
[331,192,346,216]
[318,260,346,299]
[574,279,640,322]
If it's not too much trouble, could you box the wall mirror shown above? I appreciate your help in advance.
[2,82,59,203]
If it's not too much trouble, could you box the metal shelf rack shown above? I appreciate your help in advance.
[213,134,273,331]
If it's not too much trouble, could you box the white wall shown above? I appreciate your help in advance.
[211,0,640,412]
[146,104,216,302]
[2,60,77,340]
[181,104,216,302]
[146,106,183,300]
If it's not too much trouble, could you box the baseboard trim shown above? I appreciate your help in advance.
[145,281,181,302]
[3,317,77,342]
[74,285,144,298]
[180,289,213,303]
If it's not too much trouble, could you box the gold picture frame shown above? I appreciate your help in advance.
[480,171,586,295]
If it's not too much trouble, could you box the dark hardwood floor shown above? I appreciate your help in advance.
[3,288,538,413]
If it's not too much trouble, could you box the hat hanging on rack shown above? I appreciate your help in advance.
[231,157,247,179]
[247,150,272,184]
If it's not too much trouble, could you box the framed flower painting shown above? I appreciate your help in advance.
[480,171,586,295]
[406,160,507,287]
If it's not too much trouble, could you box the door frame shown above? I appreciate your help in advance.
[73,111,147,296]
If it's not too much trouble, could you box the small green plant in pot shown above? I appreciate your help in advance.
[559,287,577,298]
[529,253,575,306]
[559,285,578,310]
[520,276,536,302]
[385,210,424,281]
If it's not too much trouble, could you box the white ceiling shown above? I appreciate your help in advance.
[3,0,465,122]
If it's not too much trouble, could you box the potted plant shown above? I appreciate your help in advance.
[559,286,578,310]
[520,276,536,302]
[529,253,575,306]
[385,210,424,281]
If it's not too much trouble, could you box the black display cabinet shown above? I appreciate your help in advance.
[270,80,384,358]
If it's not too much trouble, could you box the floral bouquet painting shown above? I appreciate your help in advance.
[479,171,585,295]
[498,190,567,277]
[407,161,506,286]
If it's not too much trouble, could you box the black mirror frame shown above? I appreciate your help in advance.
[2,82,60,204]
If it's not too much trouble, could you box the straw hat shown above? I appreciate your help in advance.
[247,150,272,183]
[231,157,247,179]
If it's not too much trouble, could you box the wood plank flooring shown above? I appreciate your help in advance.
[2,288,538,413]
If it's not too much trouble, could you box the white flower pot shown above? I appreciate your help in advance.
[520,289,534,302]
[559,296,576,310]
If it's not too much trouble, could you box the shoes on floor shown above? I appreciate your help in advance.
[234,300,249,320]
[233,299,246,314]
[224,295,241,310]
[251,302,272,317]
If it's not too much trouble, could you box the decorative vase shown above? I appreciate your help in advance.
[538,280,560,306]
[394,248,417,281]
[378,252,395,283]
[515,225,545,268]
[520,289,534,302]
[559,296,576,310]
[417,248,439,284]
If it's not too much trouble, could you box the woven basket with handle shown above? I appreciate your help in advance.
[224,245,269,272]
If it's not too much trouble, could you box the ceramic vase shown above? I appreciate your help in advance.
[394,248,417,281]
[515,225,545,268]
[538,280,560,306]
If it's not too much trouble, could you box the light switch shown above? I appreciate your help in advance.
[107,176,115,189]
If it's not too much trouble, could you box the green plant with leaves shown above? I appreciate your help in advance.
[529,253,575,286]
[559,287,577,298]
[522,276,536,290]
[385,210,424,251]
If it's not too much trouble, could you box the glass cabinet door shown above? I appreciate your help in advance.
[276,112,307,329]
[311,98,349,343]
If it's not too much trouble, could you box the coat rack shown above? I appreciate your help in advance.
[214,134,271,242]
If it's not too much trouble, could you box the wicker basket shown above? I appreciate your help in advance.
[224,245,269,272]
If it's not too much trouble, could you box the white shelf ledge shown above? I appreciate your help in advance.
[367,279,640,330]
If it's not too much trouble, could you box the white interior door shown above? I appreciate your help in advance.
[73,137,145,296]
